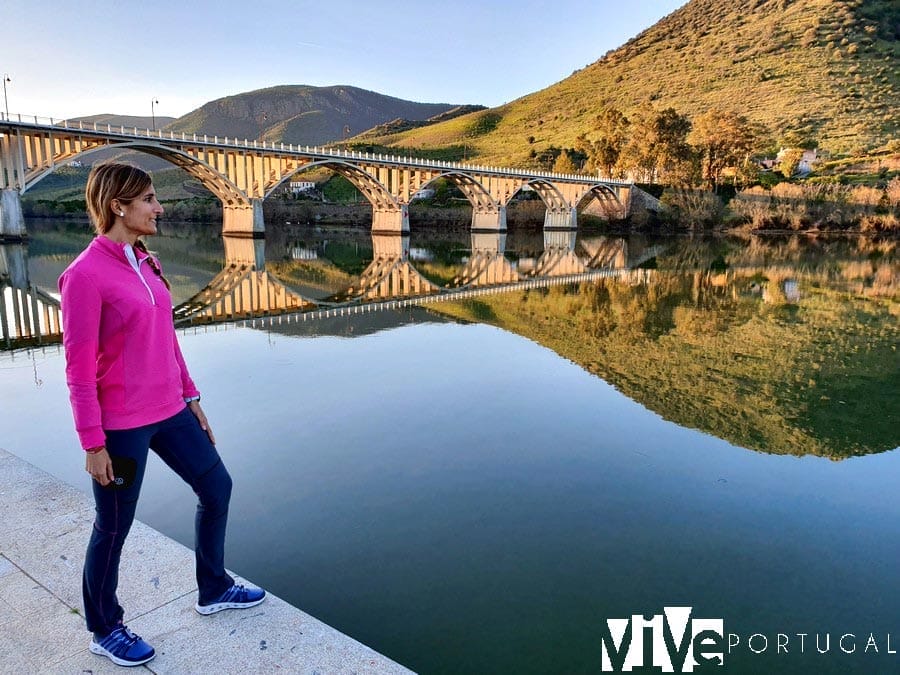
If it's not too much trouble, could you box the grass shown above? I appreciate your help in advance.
[358,0,899,168]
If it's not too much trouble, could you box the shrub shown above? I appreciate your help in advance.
[660,188,724,228]
[886,177,900,211]
[771,183,810,230]
[731,186,772,229]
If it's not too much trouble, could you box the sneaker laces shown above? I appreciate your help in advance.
[110,625,141,648]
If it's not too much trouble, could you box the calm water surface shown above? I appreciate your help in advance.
[2,221,899,674]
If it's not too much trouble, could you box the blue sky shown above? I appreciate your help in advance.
[5,0,685,120]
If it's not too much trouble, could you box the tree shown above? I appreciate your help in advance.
[778,148,805,177]
[650,107,694,185]
[534,147,562,170]
[618,107,693,184]
[689,109,757,192]
[553,150,578,174]
[619,107,659,183]
[586,107,630,177]
[886,176,900,212]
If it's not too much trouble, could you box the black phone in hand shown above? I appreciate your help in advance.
[107,456,137,490]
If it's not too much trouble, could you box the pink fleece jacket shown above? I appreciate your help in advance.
[59,236,200,450]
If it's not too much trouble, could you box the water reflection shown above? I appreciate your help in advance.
[5,224,897,461]
[330,234,442,302]
[435,235,898,459]
[174,237,315,325]
[2,224,898,673]
[0,242,62,350]
[1,223,656,345]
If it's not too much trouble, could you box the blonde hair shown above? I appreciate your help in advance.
[85,162,152,235]
[85,162,170,289]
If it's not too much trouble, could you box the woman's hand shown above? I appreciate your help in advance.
[85,448,114,486]
[188,399,216,445]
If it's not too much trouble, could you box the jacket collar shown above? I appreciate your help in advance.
[91,235,150,262]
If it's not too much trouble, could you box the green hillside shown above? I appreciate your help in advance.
[360,0,899,165]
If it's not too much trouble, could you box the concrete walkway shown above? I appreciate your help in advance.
[0,447,413,674]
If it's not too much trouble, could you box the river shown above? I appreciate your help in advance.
[1,219,898,673]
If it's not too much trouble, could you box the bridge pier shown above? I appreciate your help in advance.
[471,231,507,254]
[223,236,266,268]
[543,207,577,230]
[0,242,29,287]
[372,205,409,234]
[452,230,519,287]
[471,206,506,232]
[372,233,409,259]
[615,185,632,219]
[0,189,26,241]
[223,199,265,236]
[544,229,577,251]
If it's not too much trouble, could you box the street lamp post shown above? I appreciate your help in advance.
[151,98,159,130]
[2,74,10,120]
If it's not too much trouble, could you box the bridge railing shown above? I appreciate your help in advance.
[0,111,632,186]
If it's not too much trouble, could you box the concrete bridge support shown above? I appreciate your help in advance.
[471,231,506,254]
[223,236,266,268]
[0,190,26,241]
[222,199,265,236]
[372,205,409,234]
[614,185,632,219]
[532,229,586,277]
[0,242,29,288]
[544,229,577,251]
[371,233,409,259]
[471,206,506,232]
[543,207,577,230]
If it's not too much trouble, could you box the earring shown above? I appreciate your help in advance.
[119,211,124,216]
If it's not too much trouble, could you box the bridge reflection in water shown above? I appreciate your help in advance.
[0,243,62,350]
[174,237,315,325]
[0,232,663,349]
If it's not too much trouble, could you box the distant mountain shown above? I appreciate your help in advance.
[360,0,900,164]
[164,85,472,146]
[69,114,177,130]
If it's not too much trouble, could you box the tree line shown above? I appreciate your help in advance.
[536,105,766,192]
[529,104,899,232]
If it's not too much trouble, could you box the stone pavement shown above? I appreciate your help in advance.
[0,447,413,674]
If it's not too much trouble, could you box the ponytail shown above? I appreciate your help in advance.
[134,239,171,290]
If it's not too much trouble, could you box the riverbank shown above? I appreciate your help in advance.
[0,447,412,674]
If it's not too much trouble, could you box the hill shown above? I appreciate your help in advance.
[358,0,900,165]
[164,84,470,146]
[69,114,177,130]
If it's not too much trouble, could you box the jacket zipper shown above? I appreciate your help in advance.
[124,245,157,306]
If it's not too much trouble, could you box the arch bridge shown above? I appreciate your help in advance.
[0,115,633,239]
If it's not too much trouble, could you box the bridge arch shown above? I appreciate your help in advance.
[21,141,250,207]
[574,184,625,221]
[410,171,505,230]
[514,179,568,212]
[512,179,577,229]
[425,171,498,213]
[265,159,398,211]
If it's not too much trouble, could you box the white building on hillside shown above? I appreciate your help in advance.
[289,180,316,194]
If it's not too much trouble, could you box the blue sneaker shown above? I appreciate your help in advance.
[89,625,155,667]
[195,583,266,615]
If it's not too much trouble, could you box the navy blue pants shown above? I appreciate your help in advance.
[83,406,234,637]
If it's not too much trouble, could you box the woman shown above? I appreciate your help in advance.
[60,162,265,667]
